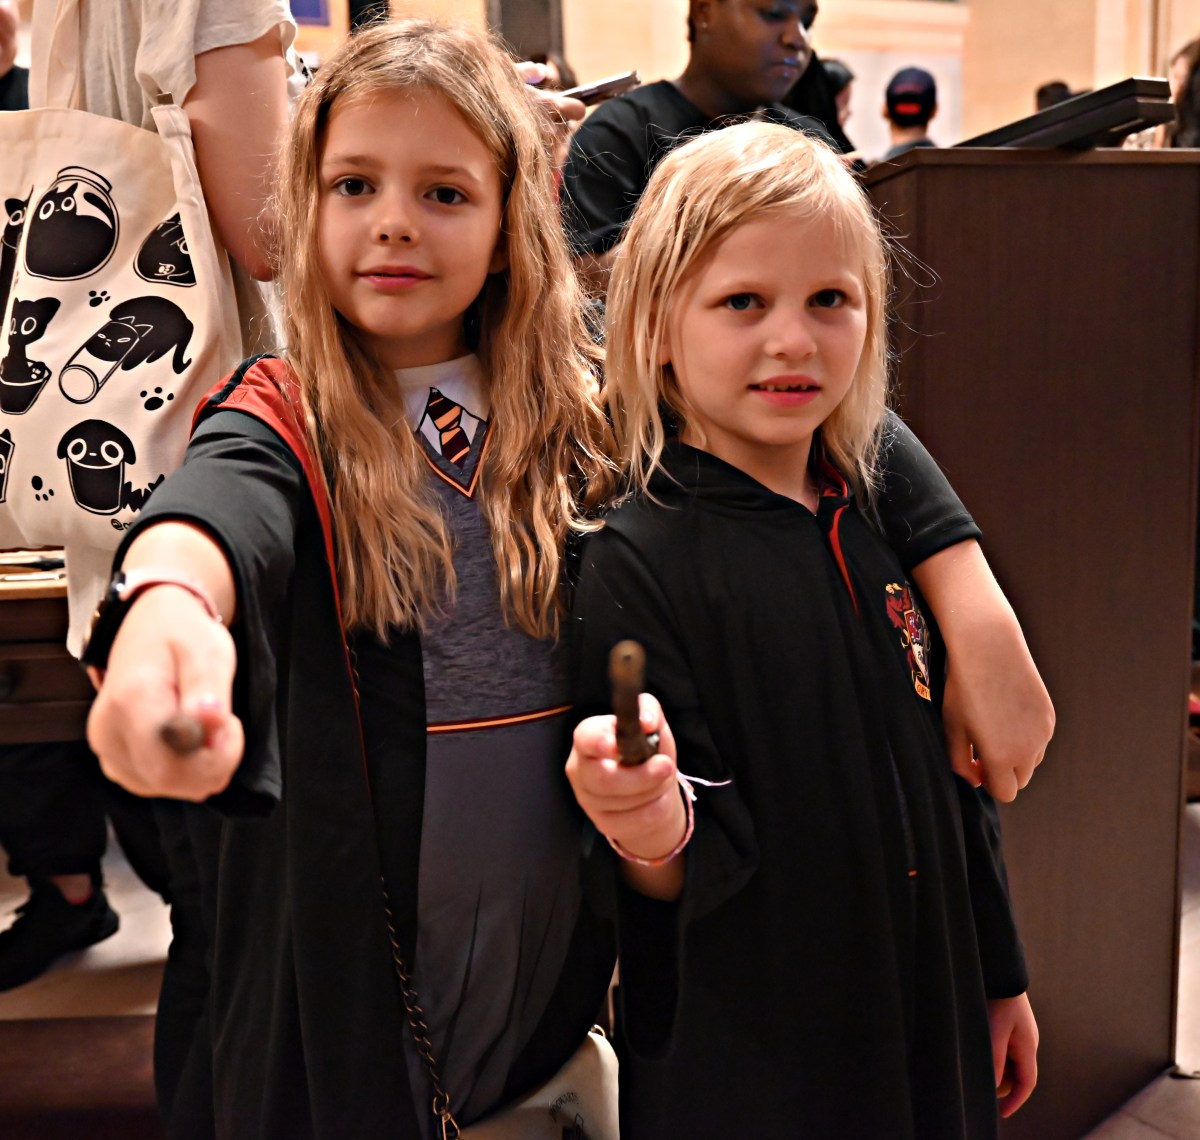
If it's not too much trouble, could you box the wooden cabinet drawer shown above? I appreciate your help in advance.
[0,644,92,743]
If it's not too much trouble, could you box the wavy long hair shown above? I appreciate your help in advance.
[273,19,615,638]
[605,122,891,500]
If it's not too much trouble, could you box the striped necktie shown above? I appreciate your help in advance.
[425,389,471,467]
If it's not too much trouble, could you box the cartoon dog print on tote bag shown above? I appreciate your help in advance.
[60,296,194,404]
[56,419,165,516]
[24,167,119,281]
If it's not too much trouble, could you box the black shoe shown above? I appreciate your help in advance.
[0,880,120,991]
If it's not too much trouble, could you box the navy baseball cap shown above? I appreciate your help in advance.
[886,67,937,126]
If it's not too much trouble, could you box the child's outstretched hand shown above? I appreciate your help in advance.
[566,694,688,900]
[87,523,244,802]
[987,992,1039,1118]
[88,582,244,802]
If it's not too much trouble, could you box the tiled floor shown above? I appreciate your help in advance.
[1083,803,1200,1139]
[1,808,1198,1137]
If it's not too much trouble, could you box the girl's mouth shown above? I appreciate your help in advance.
[360,266,431,280]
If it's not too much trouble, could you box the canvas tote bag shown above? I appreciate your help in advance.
[0,0,241,637]
[460,1025,620,1139]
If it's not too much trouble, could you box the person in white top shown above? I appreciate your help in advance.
[0,5,298,1135]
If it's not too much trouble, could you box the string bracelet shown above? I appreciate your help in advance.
[608,771,696,867]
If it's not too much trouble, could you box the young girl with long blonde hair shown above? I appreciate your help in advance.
[83,19,617,1139]
[567,122,1040,1138]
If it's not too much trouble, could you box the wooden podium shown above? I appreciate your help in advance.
[865,148,1200,1138]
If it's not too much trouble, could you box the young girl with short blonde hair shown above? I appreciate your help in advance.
[607,118,889,498]
[568,122,1040,1139]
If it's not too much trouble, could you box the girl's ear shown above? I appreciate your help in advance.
[652,309,673,366]
[488,234,508,275]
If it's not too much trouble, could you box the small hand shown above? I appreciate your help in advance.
[567,693,683,862]
[516,60,586,124]
[942,647,1054,802]
[988,992,1039,1117]
[912,540,1054,802]
[88,585,244,801]
[516,60,584,170]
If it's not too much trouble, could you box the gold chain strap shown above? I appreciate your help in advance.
[379,878,461,1140]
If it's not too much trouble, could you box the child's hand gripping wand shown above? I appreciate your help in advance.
[160,713,206,755]
[609,640,660,765]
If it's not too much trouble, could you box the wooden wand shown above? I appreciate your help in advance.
[609,640,658,766]
[159,713,206,755]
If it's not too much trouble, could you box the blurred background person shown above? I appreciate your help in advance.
[1174,40,1200,146]
[1036,79,1075,111]
[0,0,25,110]
[881,65,938,161]
[22,3,297,1134]
[1126,36,1200,148]
[561,0,829,296]
[779,0,861,159]
[0,0,169,1002]
[822,56,854,128]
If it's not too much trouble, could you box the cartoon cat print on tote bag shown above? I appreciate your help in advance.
[0,428,13,503]
[136,214,196,287]
[24,167,119,281]
[60,296,194,403]
[0,297,62,414]
[0,193,30,319]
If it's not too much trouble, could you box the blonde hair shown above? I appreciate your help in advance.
[274,19,615,639]
[606,122,890,499]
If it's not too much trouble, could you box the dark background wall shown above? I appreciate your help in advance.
[349,0,563,55]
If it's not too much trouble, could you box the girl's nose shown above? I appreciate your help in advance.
[765,309,818,361]
[374,194,416,244]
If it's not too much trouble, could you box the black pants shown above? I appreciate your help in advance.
[0,740,107,879]
[0,739,169,895]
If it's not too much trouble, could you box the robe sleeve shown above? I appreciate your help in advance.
[570,523,759,1056]
[955,782,1030,998]
[114,409,306,815]
[876,412,981,571]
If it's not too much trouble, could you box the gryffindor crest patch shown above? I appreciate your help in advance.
[885,583,931,701]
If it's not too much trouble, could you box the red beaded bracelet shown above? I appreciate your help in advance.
[608,774,696,868]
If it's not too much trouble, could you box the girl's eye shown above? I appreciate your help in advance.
[811,289,847,309]
[723,293,762,312]
[334,177,371,197]
[429,186,467,206]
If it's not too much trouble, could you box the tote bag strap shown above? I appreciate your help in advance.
[40,0,86,110]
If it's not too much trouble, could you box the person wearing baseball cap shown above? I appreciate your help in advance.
[882,65,938,161]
